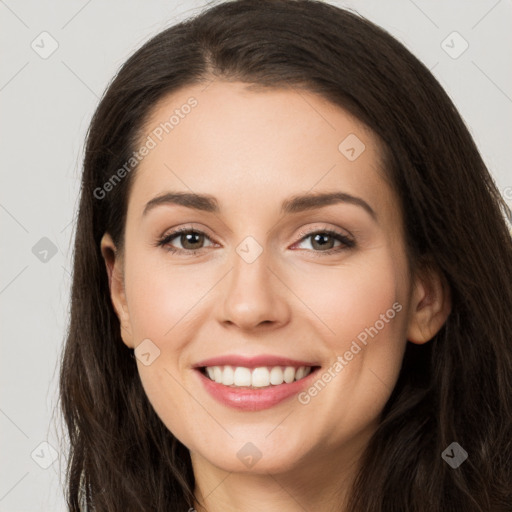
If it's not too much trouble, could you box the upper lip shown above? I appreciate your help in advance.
[192,354,319,369]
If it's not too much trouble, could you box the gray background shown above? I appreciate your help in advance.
[1,0,511,510]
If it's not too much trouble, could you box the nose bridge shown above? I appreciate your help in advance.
[219,234,290,329]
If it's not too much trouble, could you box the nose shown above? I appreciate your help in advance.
[218,247,291,332]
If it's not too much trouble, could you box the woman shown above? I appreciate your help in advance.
[58,0,512,510]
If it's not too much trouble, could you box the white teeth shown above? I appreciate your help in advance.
[203,365,314,388]
[283,366,296,383]
[221,365,234,386]
[233,367,252,386]
[251,367,270,387]
[213,366,223,384]
[269,366,284,385]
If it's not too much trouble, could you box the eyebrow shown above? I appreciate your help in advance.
[142,191,377,220]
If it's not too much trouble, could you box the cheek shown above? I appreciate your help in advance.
[122,253,199,436]
[125,254,212,343]
[289,252,405,346]
[289,248,409,410]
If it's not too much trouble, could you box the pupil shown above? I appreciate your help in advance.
[183,232,202,249]
[313,233,332,250]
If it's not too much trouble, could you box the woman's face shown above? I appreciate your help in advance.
[101,81,445,482]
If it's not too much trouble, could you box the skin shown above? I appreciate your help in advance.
[100,80,451,512]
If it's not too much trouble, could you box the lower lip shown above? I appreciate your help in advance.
[195,368,320,411]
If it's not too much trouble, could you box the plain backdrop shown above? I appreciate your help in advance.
[1,0,511,510]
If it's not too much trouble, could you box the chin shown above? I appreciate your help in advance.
[195,438,309,475]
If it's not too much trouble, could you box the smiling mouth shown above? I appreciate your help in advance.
[199,365,321,389]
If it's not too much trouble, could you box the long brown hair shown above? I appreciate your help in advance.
[58,1,512,510]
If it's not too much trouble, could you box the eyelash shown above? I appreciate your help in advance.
[155,225,356,257]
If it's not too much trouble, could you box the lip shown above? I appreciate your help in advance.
[194,365,321,411]
[192,354,318,369]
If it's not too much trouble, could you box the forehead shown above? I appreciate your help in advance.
[128,80,394,223]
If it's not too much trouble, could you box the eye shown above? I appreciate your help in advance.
[292,228,355,254]
[155,225,356,256]
[156,227,215,254]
